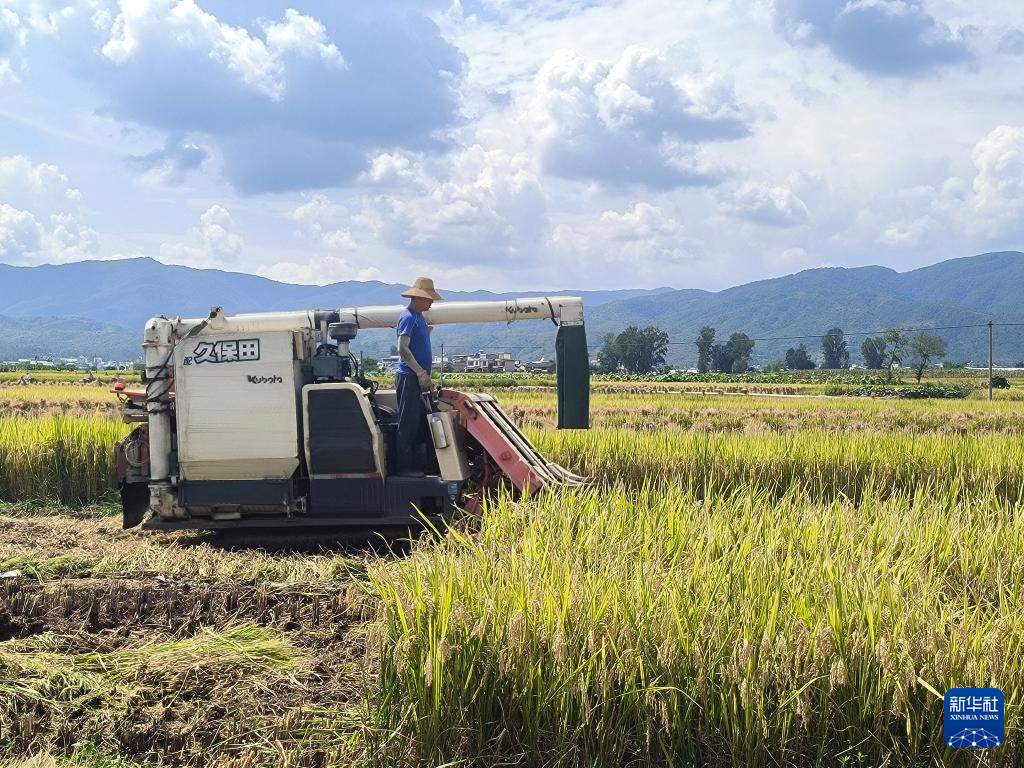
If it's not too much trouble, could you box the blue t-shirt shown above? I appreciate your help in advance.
[396,307,431,375]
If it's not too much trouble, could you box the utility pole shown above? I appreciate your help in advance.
[440,343,444,390]
[988,320,994,402]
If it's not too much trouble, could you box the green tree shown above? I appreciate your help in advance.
[596,332,621,374]
[695,326,715,374]
[785,344,816,370]
[861,336,886,369]
[820,327,850,369]
[908,332,947,383]
[616,326,670,374]
[710,343,729,373]
[883,328,906,382]
[724,332,755,373]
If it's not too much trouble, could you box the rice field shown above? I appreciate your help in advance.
[0,415,130,505]
[0,380,1021,766]
[368,485,1023,767]
[501,390,1024,433]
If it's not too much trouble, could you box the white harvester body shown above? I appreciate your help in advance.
[117,296,589,530]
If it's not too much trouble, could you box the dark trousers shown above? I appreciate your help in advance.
[395,371,426,470]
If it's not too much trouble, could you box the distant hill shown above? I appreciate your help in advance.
[2,252,1023,366]
[0,316,138,362]
[587,251,1024,367]
[0,258,672,333]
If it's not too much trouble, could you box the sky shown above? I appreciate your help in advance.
[0,0,1022,292]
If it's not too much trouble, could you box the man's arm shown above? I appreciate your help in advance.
[398,335,432,390]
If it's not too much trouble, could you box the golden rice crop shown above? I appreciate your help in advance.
[4,396,1024,505]
[0,415,131,505]
[0,386,120,420]
[0,385,120,404]
[367,484,1023,767]
[500,390,1024,434]
[0,371,139,385]
[528,426,1024,503]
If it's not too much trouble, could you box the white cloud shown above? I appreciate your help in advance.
[83,1,465,193]
[0,7,24,48]
[197,204,242,257]
[101,0,342,100]
[0,8,24,85]
[0,59,17,85]
[361,152,424,186]
[550,201,698,279]
[0,204,98,264]
[726,182,810,227]
[879,214,937,247]
[3,1,79,37]
[319,229,356,251]
[263,8,345,67]
[42,211,100,261]
[0,203,42,261]
[0,155,98,264]
[358,145,548,265]
[289,194,356,251]
[970,125,1024,233]
[291,194,345,228]
[776,246,814,269]
[527,46,753,188]
[257,255,380,286]
[869,126,1024,249]
[159,203,244,266]
[0,155,80,205]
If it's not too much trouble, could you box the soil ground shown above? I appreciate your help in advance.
[0,515,375,766]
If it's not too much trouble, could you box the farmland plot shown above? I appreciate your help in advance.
[0,383,1020,767]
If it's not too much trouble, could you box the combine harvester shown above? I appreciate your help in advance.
[114,297,590,530]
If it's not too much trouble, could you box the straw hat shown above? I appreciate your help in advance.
[401,276,444,301]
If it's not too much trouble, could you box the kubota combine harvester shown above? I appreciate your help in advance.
[115,297,590,530]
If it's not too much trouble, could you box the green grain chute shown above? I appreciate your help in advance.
[556,323,590,429]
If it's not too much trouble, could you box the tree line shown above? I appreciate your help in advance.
[773,327,947,382]
[595,324,950,380]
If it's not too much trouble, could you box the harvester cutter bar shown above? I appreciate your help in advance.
[439,389,590,494]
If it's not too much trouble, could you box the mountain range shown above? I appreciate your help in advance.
[2,251,1023,367]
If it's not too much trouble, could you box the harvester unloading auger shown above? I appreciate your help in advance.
[114,297,590,530]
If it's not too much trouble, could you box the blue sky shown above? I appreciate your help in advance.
[0,0,1022,291]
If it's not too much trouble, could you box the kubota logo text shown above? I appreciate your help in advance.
[247,375,283,384]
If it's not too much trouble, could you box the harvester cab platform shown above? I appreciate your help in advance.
[115,297,590,531]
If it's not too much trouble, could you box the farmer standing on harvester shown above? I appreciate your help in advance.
[394,277,444,474]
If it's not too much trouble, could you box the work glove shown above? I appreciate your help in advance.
[417,371,433,391]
